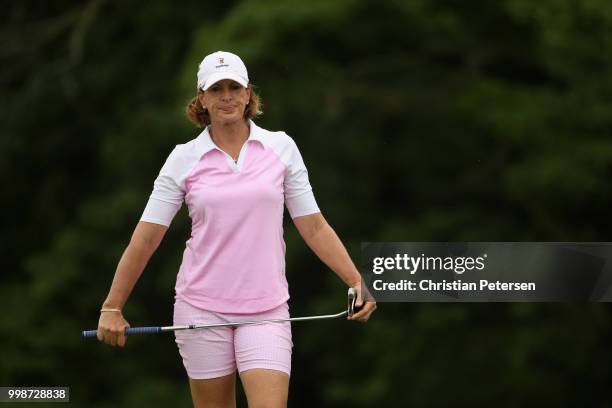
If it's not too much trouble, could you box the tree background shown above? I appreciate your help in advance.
[2,0,612,406]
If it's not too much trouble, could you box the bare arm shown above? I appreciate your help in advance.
[97,221,168,346]
[292,212,376,322]
[102,221,168,308]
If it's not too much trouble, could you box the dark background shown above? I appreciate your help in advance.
[2,0,612,406]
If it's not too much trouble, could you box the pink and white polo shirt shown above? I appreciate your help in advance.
[140,120,320,313]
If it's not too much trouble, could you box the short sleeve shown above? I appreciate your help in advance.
[140,146,185,227]
[284,137,320,218]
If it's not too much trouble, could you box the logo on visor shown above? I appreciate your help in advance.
[215,57,229,69]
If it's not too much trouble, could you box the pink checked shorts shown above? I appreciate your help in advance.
[173,297,293,379]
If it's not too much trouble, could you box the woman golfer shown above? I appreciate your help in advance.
[97,51,376,407]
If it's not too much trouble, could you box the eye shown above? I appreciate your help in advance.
[231,84,241,90]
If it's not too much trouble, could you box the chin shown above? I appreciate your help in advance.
[216,113,243,125]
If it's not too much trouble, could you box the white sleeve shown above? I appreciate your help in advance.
[284,137,320,218]
[140,146,185,227]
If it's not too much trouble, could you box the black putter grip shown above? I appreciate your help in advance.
[81,326,161,339]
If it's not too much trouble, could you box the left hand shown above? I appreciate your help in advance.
[347,283,377,322]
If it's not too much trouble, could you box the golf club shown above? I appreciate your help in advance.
[82,288,360,338]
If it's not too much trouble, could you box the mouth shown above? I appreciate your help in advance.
[219,106,236,112]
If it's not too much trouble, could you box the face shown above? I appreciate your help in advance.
[198,79,251,125]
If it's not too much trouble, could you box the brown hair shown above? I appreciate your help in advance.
[185,85,262,128]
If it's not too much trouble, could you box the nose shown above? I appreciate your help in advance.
[220,88,232,101]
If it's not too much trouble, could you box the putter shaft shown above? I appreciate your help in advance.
[163,310,349,332]
[82,288,357,338]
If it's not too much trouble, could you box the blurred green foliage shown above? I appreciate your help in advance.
[2,0,612,406]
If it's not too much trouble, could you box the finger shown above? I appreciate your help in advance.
[355,308,374,322]
[350,304,369,317]
[112,328,125,346]
[350,311,370,322]
[97,329,103,342]
[349,308,368,320]
[356,302,376,313]
[350,309,369,320]
[118,325,129,347]
[354,285,364,307]
[349,302,376,320]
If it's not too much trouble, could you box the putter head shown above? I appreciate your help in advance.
[348,288,356,317]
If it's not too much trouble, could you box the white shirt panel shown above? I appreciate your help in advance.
[257,131,320,218]
[140,142,199,226]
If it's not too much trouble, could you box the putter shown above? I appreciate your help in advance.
[82,288,360,338]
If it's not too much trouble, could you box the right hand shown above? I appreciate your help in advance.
[97,311,130,347]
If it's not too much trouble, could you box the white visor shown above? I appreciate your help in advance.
[201,71,248,91]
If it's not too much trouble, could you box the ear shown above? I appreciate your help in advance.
[197,90,206,108]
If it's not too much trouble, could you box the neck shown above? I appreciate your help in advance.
[209,119,250,146]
